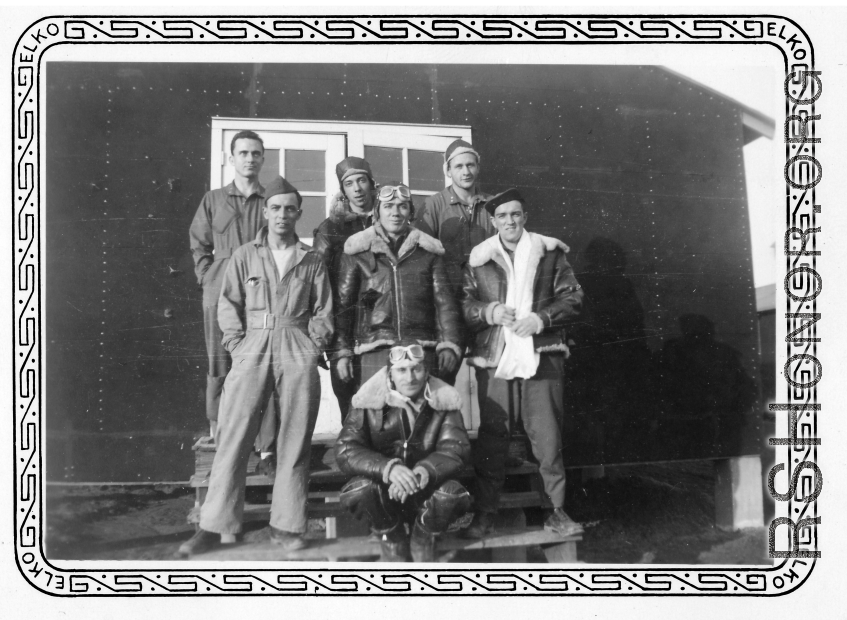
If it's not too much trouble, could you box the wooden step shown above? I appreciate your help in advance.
[187,489,552,525]
[194,526,580,562]
[189,461,542,488]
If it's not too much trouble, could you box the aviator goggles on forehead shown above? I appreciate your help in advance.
[377,185,412,202]
[388,344,425,365]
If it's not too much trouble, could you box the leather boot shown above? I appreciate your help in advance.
[410,520,436,562]
[462,511,495,539]
[375,523,410,562]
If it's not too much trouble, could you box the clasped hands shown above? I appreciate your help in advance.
[492,304,538,338]
[387,464,430,503]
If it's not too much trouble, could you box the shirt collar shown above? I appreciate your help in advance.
[226,180,265,199]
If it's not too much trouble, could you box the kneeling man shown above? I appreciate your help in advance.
[178,177,333,556]
[462,189,584,539]
[336,345,472,562]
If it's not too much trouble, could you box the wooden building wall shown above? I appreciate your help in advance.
[46,63,761,481]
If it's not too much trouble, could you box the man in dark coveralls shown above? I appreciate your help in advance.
[416,139,494,385]
[189,130,277,468]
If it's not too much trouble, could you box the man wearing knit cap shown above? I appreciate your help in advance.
[189,130,277,456]
[178,176,333,557]
[312,156,377,419]
[461,188,584,540]
[416,139,494,384]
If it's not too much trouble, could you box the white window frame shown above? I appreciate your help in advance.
[210,117,472,195]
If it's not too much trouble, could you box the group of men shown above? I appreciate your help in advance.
[180,130,584,562]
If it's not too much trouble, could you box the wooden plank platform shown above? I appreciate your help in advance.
[195,527,581,562]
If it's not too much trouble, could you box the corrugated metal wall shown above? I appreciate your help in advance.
[46,63,760,481]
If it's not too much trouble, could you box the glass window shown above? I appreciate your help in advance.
[298,196,326,238]
[364,146,403,187]
[285,150,325,192]
[258,149,280,187]
[408,150,444,192]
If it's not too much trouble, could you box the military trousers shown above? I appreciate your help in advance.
[199,324,322,535]
[203,303,276,451]
[473,354,567,513]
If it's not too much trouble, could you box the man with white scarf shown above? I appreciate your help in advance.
[461,189,584,539]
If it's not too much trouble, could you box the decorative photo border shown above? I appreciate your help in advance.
[13,13,820,596]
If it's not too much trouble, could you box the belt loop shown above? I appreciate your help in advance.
[263,313,271,329]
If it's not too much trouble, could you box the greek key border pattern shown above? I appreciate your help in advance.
[12,14,818,596]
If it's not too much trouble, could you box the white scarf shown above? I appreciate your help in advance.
[494,231,540,380]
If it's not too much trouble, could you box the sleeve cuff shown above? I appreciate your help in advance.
[484,302,500,325]
[529,312,545,334]
[435,341,463,359]
[331,348,354,361]
[382,458,403,484]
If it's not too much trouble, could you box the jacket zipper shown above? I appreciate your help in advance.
[399,406,408,465]
[391,261,403,341]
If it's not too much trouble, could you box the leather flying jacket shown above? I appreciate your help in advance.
[332,225,463,360]
[335,368,471,487]
[461,231,584,368]
[311,191,374,292]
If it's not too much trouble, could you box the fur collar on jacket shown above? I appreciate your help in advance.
[329,192,373,224]
[343,225,445,258]
[468,231,569,269]
[351,367,462,412]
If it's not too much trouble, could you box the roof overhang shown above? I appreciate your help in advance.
[658,67,775,144]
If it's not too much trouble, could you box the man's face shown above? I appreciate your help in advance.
[390,363,428,399]
[491,201,527,245]
[378,198,412,236]
[342,173,374,211]
[263,193,301,236]
[447,153,479,191]
[230,138,264,180]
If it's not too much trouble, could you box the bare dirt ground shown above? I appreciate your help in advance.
[45,460,771,564]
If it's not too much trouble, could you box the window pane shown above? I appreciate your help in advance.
[364,146,403,187]
[285,150,325,192]
[258,149,280,188]
[408,150,444,192]
[298,196,327,239]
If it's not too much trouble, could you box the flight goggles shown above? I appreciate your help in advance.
[377,184,412,202]
[388,344,425,365]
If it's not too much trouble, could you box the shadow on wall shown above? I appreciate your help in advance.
[563,238,758,465]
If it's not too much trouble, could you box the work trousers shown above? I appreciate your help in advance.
[474,354,567,513]
[199,325,321,535]
[340,476,471,534]
[204,304,276,451]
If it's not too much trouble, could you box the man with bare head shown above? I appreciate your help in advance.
[189,130,278,464]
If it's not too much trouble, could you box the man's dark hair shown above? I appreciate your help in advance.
[230,130,264,155]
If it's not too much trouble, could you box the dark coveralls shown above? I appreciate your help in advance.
[335,369,472,535]
[189,181,276,450]
[416,185,494,384]
[199,229,333,535]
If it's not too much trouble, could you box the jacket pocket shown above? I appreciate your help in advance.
[212,207,238,235]
[245,276,269,311]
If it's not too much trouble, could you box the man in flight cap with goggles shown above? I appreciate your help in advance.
[333,182,463,392]
[461,188,584,539]
[178,176,333,557]
[335,343,471,562]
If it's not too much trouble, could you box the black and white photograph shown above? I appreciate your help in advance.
[4,7,838,606]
